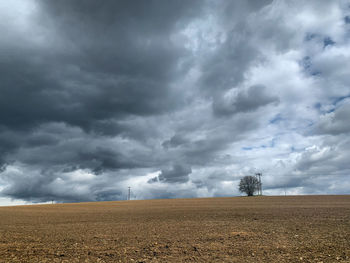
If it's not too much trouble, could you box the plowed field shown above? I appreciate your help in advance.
[0,195,349,262]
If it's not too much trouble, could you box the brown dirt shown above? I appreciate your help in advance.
[0,195,349,262]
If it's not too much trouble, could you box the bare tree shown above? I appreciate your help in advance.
[239,176,259,196]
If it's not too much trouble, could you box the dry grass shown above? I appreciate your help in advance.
[0,195,349,262]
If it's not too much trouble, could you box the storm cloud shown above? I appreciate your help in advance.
[0,0,349,205]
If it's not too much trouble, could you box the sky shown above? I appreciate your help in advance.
[0,0,350,205]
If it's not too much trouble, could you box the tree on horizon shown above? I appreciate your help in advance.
[239,176,259,196]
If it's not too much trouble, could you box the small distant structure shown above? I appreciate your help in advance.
[127,186,131,200]
[255,172,262,196]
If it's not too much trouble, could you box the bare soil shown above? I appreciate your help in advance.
[0,195,349,262]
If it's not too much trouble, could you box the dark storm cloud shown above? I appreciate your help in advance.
[0,0,204,132]
[5,122,157,174]
[1,170,72,203]
[312,101,350,135]
[162,134,188,149]
[0,0,203,171]
[212,85,279,116]
[2,169,103,203]
[77,147,149,174]
[149,164,192,184]
[160,112,261,167]
[198,27,258,97]
[0,0,212,203]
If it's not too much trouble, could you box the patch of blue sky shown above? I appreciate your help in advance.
[313,102,322,110]
[345,16,350,24]
[331,94,350,106]
[323,37,335,48]
[242,147,253,151]
[311,71,321,76]
[269,114,283,124]
[304,33,318,41]
[304,32,335,49]
[305,120,315,128]
[242,139,276,151]
[300,56,311,70]
[313,102,335,114]
[299,56,321,76]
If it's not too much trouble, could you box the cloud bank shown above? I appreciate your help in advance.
[0,0,349,204]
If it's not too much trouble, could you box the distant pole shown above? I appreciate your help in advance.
[255,173,262,195]
[127,187,131,200]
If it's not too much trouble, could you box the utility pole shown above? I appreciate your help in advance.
[127,186,131,201]
[255,173,262,195]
